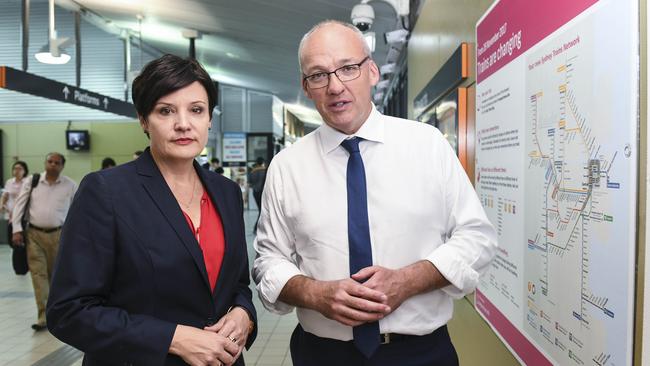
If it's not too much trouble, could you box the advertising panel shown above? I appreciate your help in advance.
[475,1,638,365]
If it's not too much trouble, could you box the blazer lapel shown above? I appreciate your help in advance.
[197,167,235,299]
[136,149,211,291]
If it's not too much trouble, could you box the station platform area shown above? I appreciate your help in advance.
[0,209,296,366]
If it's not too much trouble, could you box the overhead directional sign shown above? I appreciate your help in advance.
[0,66,136,118]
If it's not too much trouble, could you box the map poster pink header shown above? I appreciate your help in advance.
[476,0,598,83]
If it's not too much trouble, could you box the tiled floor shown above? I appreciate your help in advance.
[0,248,67,366]
[241,210,297,366]
[0,209,297,366]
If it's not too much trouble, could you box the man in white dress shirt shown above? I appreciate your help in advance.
[12,152,76,331]
[253,20,497,365]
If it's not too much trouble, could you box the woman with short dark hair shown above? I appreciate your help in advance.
[100,157,116,170]
[47,54,257,366]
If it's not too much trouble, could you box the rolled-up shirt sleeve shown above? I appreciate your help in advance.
[425,135,498,298]
[252,161,302,314]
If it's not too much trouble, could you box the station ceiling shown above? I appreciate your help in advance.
[63,0,399,108]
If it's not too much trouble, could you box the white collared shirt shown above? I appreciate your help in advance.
[3,177,25,220]
[253,106,497,340]
[12,173,77,232]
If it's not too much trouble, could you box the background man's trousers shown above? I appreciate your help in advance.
[26,228,61,327]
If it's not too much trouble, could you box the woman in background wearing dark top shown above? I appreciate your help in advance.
[47,54,257,366]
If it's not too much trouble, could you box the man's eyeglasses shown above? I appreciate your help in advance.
[303,57,370,89]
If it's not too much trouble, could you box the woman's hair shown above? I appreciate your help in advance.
[131,54,217,121]
[12,161,28,177]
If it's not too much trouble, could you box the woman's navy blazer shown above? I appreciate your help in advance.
[47,148,257,365]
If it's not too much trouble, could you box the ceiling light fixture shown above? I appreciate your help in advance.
[182,29,202,59]
[35,0,73,64]
[376,80,390,90]
[380,63,396,76]
[35,44,70,64]
[384,29,409,45]
[385,46,401,63]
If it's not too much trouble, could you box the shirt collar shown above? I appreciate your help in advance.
[40,172,61,185]
[318,103,385,154]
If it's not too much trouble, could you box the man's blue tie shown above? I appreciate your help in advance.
[340,137,380,359]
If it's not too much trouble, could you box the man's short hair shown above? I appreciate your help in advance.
[46,152,66,166]
[132,54,217,121]
[298,20,371,72]
[211,157,220,164]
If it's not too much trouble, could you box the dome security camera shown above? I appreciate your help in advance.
[351,3,375,32]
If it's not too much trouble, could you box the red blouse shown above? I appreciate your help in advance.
[182,190,225,291]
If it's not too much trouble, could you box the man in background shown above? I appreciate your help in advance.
[101,157,116,170]
[248,157,267,232]
[210,157,221,171]
[211,157,225,175]
[12,152,77,331]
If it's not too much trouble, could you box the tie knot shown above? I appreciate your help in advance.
[341,137,361,154]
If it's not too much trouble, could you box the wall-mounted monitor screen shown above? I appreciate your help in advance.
[66,130,90,151]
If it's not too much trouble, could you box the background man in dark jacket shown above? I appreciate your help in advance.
[248,157,266,232]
